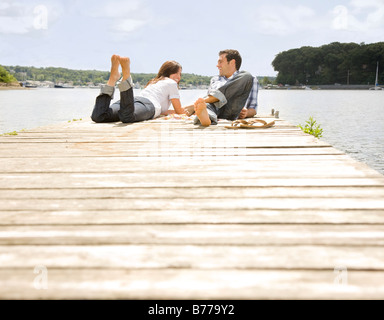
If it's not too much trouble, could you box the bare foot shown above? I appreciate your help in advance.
[107,55,121,86]
[194,98,211,126]
[119,56,131,81]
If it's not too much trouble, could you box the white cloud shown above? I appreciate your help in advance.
[0,2,10,10]
[0,16,31,34]
[0,1,24,17]
[112,19,147,33]
[249,1,384,41]
[350,0,384,10]
[86,0,150,34]
[367,6,384,28]
[251,5,317,36]
[88,0,142,18]
[0,1,31,34]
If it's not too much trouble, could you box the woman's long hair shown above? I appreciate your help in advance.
[145,61,182,88]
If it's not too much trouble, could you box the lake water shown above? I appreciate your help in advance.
[1,88,383,174]
[261,90,384,175]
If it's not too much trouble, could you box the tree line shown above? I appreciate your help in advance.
[2,64,277,87]
[272,42,384,86]
[2,65,212,87]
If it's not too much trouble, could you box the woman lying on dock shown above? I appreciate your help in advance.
[91,55,184,123]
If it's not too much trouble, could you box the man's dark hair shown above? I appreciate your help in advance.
[219,49,242,70]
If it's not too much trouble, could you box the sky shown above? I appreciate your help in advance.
[1,0,384,77]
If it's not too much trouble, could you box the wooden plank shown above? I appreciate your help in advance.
[0,128,302,138]
[1,245,384,270]
[1,225,384,245]
[0,155,371,172]
[1,129,302,138]
[1,186,384,200]
[0,135,326,143]
[1,197,384,212]
[1,269,383,300]
[0,148,345,158]
[0,141,332,150]
[9,118,289,129]
[2,140,301,149]
[0,165,381,180]
[1,174,383,188]
[1,133,306,142]
[0,130,319,138]
[0,128,318,138]
[0,129,305,139]
[0,165,378,177]
[1,209,384,225]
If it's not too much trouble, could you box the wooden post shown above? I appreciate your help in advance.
[271,109,275,116]
[275,111,280,119]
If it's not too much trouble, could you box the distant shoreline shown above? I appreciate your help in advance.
[264,84,382,90]
[0,86,30,90]
[0,82,28,90]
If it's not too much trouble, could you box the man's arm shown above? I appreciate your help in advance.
[247,108,257,118]
[238,77,258,119]
[238,108,256,119]
[184,95,219,116]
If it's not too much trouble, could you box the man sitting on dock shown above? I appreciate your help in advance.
[184,49,258,126]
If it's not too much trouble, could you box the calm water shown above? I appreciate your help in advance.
[0,88,383,174]
[260,90,384,175]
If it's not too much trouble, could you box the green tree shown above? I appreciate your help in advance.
[0,65,17,83]
[272,42,384,85]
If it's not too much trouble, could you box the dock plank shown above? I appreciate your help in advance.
[2,174,383,188]
[1,225,384,245]
[1,209,384,225]
[1,197,384,211]
[2,186,384,199]
[2,269,383,300]
[1,245,384,270]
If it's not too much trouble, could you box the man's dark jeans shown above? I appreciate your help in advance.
[195,71,254,125]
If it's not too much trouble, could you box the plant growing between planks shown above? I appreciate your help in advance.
[1,131,18,136]
[298,116,323,138]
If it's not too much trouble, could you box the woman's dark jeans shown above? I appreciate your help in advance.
[91,80,155,123]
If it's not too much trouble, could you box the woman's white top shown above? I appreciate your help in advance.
[140,78,180,118]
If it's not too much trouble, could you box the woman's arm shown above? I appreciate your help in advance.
[170,98,184,115]
[160,99,184,116]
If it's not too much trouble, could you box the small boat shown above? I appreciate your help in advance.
[54,84,74,89]
[21,82,37,88]
[369,62,383,90]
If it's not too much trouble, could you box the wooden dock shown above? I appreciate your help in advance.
[1,115,384,299]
